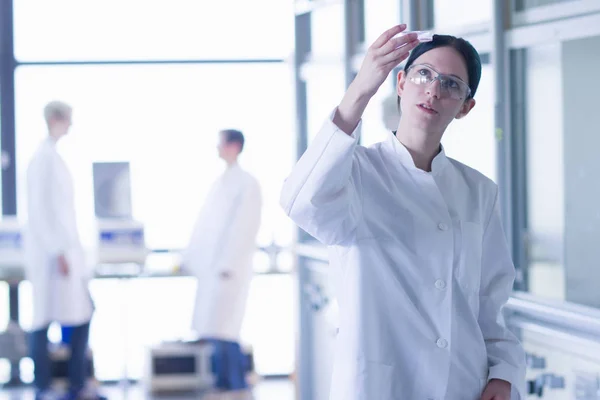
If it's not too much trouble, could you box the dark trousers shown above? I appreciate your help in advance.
[30,322,90,393]
[204,338,249,391]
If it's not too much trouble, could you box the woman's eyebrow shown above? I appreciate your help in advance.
[422,63,467,82]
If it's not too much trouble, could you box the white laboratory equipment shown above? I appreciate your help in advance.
[93,162,149,265]
[144,341,215,393]
[143,340,257,394]
[95,218,149,265]
[0,216,23,269]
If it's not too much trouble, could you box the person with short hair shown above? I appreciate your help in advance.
[183,128,262,391]
[25,101,104,400]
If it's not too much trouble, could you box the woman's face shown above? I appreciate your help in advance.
[397,46,476,135]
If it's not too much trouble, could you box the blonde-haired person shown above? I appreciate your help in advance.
[43,100,72,123]
[24,101,105,400]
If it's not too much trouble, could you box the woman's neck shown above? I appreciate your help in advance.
[395,119,443,172]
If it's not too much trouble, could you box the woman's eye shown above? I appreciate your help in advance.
[447,79,460,89]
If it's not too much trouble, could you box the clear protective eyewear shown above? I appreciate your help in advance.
[406,64,471,100]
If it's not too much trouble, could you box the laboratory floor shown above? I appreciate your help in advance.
[0,379,295,400]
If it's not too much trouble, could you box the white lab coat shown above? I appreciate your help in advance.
[23,138,94,331]
[280,111,526,400]
[184,164,262,341]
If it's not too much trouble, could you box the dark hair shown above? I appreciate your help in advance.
[221,129,245,153]
[397,34,482,107]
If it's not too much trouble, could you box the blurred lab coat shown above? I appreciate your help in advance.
[23,138,94,331]
[184,164,262,341]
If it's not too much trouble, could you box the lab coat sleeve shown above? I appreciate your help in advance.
[28,155,69,255]
[479,186,526,399]
[213,179,262,273]
[280,109,362,245]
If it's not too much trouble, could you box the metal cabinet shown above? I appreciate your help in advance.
[296,245,338,400]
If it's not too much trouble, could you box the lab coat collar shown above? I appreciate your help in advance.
[226,162,241,172]
[222,162,243,179]
[387,131,448,175]
[46,136,58,148]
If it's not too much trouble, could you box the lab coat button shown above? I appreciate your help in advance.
[435,279,446,290]
[436,338,448,348]
[438,222,448,231]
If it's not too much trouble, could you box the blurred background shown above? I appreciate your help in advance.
[1,0,600,399]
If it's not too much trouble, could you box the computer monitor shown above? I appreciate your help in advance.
[92,162,132,219]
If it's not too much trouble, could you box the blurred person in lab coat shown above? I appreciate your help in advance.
[281,26,526,400]
[183,129,262,391]
[24,101,105,400]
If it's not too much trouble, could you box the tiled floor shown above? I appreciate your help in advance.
[0,379,295,400]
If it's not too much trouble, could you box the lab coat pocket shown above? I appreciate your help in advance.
[356,359,396,400]
[457,221,483,294]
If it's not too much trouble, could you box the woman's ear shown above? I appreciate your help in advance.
[455,98,476,119]
[397,70,407,97]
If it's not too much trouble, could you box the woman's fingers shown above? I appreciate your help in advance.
[380,38,420,65]
[379,32,419,55]
[382,49,412,72]
[370,24,408,50]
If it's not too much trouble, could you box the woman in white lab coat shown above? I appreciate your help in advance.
[24,101,98,400]
[281,26,526,400]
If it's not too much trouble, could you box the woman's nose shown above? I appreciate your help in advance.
[425,78,442,99]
